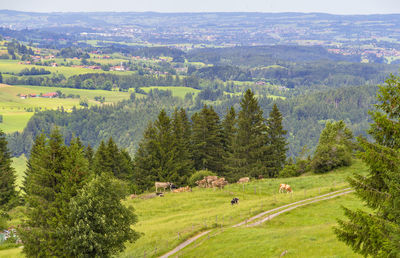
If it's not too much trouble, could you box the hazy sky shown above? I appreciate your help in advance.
[2,0,400,14]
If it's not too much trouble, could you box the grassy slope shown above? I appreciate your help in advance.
[180,194,363,257]
[121,160,367,257]
[0,60,132,77]
[139,86,200,98]
[1,160,367,258]
[11,155,27,189]
[0,84,133,133]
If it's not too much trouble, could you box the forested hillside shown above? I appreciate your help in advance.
[7,84,378,158]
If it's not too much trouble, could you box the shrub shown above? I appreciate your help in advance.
[189,170,216,186]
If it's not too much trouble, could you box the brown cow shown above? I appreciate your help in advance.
[212,178,228,189]
[205,176,219,188]
[155,182,172,192]
[196,179,207,188]
[279,183,293,193]
[237,177,250,184]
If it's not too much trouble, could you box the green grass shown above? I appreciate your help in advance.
[179,194,363,257]
[11,155,27,189]
[1,160,368,257]
[0,84,135,133]
[120,159,367,257]
[0,59,133,77]
[138,86,200,99]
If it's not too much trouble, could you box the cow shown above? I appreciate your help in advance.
[279,183,293,193]
[258,175,264,180]
[155,182,172,192]
[237,177,250,184]
[195,179,207,188]
[231,197,239,205]
[205,176,219,188]
[212,178,228,189]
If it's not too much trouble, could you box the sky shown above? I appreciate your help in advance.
[1,0,400,14]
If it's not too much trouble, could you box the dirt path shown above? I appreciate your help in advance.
[159,188,354,258]
[159,230,211,258]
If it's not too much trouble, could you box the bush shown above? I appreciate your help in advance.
[189,170,216,186]
[311,144,352,173]
[279,163,298,178]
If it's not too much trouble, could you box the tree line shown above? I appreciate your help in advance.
[134,89,288,191]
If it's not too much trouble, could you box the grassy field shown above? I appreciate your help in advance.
[0,84,133,133]
[1,159,368,257]
[138,86,200,98]
[179,194,363,257]
[120,159,367,257]
[0,59,133,77]
[11,155,27,189]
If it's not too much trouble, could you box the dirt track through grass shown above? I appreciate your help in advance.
[160,188,354,258]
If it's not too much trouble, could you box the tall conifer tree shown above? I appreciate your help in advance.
[171,108,194,185]
[265,104,288,178]
[191,105,224,173]
[334,74,400,256]
[221,106,237,180]
[20,129,91,257]
[228,89,269,180]
[0,130,18,210]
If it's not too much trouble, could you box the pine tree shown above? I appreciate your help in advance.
[265,104,288,178]
[92,138,135,189]
[191,105,224,174]
[171,108,194,185]
[134,122,158,191]
[228,89,269,181]
[19,129,91,257]
[0,130,18,210]
[221,106,237,180]
[334,74,400,256]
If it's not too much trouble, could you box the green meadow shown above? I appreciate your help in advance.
[179,194,363,257]
[0,59,133,77]
[0,84,133,133]
[2,159,368,257]
[138,86,200,98]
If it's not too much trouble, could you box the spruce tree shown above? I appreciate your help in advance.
[171,108,194,185]
[228,89,269,180]
[265,104,288,178]
[221,106,237,180]
[134,123,158,191]
[93,138,135,189]
[19,129,91,257]
[191,105,224,174]
[0,130,18,210]
[334,74,400,256]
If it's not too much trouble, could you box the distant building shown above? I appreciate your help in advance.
[42,92,58,98]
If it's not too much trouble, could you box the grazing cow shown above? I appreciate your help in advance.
[155,182,172,192]
[279,183,293,193]
[195,179,207,188]
[237,177,250,184]
[258,175,264,180]
[231,197,239,205]
[212,178,228,189]
[205,176,219,188]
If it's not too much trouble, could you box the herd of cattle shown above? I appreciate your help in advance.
[154,177,293,198]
